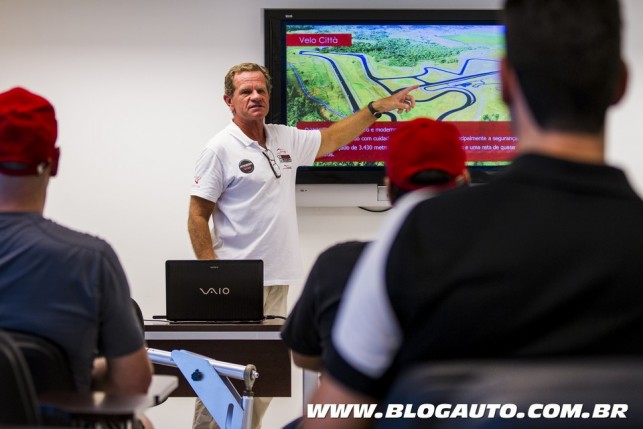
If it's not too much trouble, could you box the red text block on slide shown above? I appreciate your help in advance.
[286,34,353,47]
[298,121,519,164]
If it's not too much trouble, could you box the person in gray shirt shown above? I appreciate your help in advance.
[0,87,153,407]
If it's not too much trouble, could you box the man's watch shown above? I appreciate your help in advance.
[367,101,382,118]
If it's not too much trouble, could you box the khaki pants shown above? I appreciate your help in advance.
[192,285,289,429]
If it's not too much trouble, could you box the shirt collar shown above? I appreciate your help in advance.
[226,121,269,148]
[503,154,638,199]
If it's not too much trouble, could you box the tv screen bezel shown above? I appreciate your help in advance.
[264,8,507,185]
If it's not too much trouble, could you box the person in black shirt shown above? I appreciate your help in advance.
[281,118,469,372]
[304,1,642,428]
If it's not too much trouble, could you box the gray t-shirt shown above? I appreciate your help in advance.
[0,213,144,392]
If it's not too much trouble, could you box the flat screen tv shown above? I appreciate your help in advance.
[264,9,518,207]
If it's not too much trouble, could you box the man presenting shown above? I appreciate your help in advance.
[188,62,417,429]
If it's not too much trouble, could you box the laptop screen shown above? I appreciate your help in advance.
[165,260,264,322]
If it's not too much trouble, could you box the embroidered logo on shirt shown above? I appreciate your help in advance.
[194,176,201,184]
[276,149,292,169]
[239,159,255,174]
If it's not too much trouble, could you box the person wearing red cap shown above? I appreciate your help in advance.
[304,1,643,428]
[0,87,153,427]
[281,117,468,374]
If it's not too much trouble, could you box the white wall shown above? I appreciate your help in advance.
[1,1,642,428]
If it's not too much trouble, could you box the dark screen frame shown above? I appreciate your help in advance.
[264,8,505,185]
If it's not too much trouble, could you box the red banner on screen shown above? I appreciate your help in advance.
[456,121,518,163]
[297,121,518,164]
[286,34,352,47]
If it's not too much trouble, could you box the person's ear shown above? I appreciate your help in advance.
[49,147,60,177]
[611,59,628,105]
[462,169,471,186]
[384,176,391,201]
[223,94,234,113]
[500,57,515,107]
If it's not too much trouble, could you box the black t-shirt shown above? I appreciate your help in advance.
[281,241,368,367]
[328,154,643,398]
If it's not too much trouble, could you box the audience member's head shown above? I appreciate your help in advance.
[503,0,623,133]
[0,87,60,178]
[386,117,467,204]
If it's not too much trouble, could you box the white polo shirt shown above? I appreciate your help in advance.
[191,121,321,286]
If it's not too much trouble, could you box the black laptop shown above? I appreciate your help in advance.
[165,260,264,323]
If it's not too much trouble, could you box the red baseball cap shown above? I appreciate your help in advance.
[386,118,466,190]
[0,87,59,176]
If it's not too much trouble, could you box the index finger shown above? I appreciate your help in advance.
[399,84,420,97]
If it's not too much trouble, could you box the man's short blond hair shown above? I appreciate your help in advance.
[224,63,272,97]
